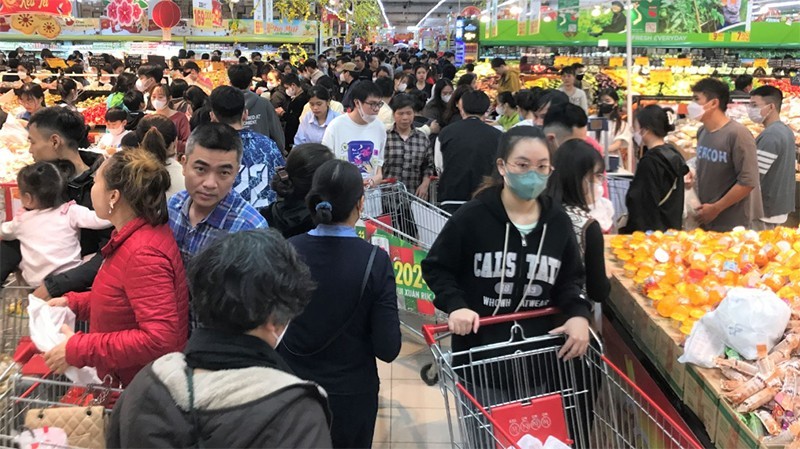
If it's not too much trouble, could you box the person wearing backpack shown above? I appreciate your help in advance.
[619,105,689,233]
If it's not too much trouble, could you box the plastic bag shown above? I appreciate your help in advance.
[28,295,101,385]
[16,426,69,449]
[680,288,791,367]
[508,435,573,449]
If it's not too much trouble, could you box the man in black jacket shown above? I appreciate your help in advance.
[339,62,362,110]
[1,107,111,299]
[108,230,332,448]
[282,74,310,151]
[434,90,502,213]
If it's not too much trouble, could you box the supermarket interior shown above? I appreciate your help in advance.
[0,0,799,447]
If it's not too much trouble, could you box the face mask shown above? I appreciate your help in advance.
[496,105,505,116]
[593,182,604,204]
[320,63,328,70]
[285,87,295,98]
[633,130,643,147]
[397,83,407,92]
[152,99,167,110]
[267,81,278,89]
[504,163,549,201]
[339,73,347,83]
[357,102,378,124]
[748,105,766,124]
[135,79,146,92]
[17,71,27,79]
[272,321,290,347]
[442,94,452,103]
[599,103,615,115]
[576,74,585,81]
[687,101,707,121]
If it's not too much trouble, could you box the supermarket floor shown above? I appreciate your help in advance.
[374,327,453,449]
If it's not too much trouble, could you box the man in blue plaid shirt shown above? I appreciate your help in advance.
[168,122,268,289]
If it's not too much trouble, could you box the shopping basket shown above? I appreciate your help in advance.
[361,180,451,385]
[422,309,703,449]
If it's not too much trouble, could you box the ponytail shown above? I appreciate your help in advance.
[141,126,168,163]
[306,160,364,225]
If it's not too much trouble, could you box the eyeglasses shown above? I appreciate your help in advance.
[506,161,553,175]
[361,101,385,111]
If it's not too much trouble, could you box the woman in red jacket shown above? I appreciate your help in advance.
[43,148,190,387]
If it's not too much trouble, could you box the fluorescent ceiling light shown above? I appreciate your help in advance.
[375,0,392,29]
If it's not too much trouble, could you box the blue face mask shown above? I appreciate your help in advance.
[504,163,549,200]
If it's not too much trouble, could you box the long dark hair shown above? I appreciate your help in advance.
[273,143,334,201]
[475,126,547,197]
[443,85,472,124]
[635,105,676,138]
[598,89,623,135]
[429,79,453,119]
[306,160,364,225]
[546,139,604,211]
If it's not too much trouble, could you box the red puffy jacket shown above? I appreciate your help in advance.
[65,217,189,387]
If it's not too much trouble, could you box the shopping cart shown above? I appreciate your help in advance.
[0,371,121,448]
[0,276,31,357]
[361,180,451,385]
[607,174,632,228]
[422,309,703,449]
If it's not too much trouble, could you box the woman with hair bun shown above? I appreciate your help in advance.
[261,143,333,238]
[135,114,185,198]
[620,105,688,233]
[43,148,190,388]
[279,159,401,449]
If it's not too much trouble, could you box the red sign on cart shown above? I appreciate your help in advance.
[489,394,570,449]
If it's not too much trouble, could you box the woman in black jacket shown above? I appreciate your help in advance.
[620,105,688,233]
[279,160,401,449]
[261,143,333,237]
[546,139,610,330]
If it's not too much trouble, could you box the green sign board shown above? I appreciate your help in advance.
[480,1,800,48]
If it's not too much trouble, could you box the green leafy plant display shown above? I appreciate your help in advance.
[578,8,613,35]
[659,0,724,33]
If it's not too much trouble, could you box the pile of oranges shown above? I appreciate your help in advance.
[610,227,800,335]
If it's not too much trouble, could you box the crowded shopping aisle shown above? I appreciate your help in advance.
[0,0,799,447]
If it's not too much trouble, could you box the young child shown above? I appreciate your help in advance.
[97,107,130,151]
[0,162,111,288]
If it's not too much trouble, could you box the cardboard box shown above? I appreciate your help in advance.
[650,323,685,396]
[683,366,719,443]
[609,276,637,329]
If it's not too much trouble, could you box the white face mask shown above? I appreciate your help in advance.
[339,73,347,83]
[152,99,167,111]
[17,71,27,80]
[442,94,452,103]
[633,130,643,146]
[285,87,296,98]
[748,105,766,124]
[135,79,146,92]
[686,101,707,121]
[357,102,378,124]
[267,81,278,89]
[273,321,290,347]
[593,182,604,204]
[496,105,505,116]
[397,83,407,92]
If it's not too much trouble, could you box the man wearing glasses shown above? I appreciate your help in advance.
[322,81,386,188]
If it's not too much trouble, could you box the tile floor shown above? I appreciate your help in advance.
[373,328,455,449]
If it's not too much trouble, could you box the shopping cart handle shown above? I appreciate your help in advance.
[422,307,560,345]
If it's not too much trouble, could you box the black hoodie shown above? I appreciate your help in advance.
[421,185,592,355]
[620,143,688,234]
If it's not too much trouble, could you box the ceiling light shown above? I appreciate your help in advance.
[480,15,490,22]
[510,5,522,14]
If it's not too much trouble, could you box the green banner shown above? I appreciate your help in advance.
[480,14,800,48]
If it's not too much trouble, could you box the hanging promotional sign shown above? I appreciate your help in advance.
[0,0,72,16]
[192,0,221,28]
[556,0,579,35]
[253,0,264,34]
[528,0,541,35]
[517,0,526,35]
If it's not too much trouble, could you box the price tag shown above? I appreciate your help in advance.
[708,32,725,42]
[665,58,692,67]
[609,57,624,67]
[732,31,750,42]
[753,59,768,69]
[569,57,584,65]
[650,70,673,84]
[125,55,142,70]
[634,56,649,66]
[88,55,106,69]
[45,58,67,69]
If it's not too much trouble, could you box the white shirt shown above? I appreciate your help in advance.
[97,130,130,149]
[322,113,386,177]
[559,86,589,113]
[0,202,111,287]
[165,157,185,199]
[378,103,394,130]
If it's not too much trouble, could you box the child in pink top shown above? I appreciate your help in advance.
[0,162,111,287]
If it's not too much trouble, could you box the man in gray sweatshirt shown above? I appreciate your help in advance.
[227,63,286,155]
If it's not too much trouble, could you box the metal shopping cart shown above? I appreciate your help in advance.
[361,180,451,385]
[0,372,121,448]
[0,276,32,357]
[422,309,703,449]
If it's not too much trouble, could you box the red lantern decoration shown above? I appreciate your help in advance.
[152,0,181,40]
